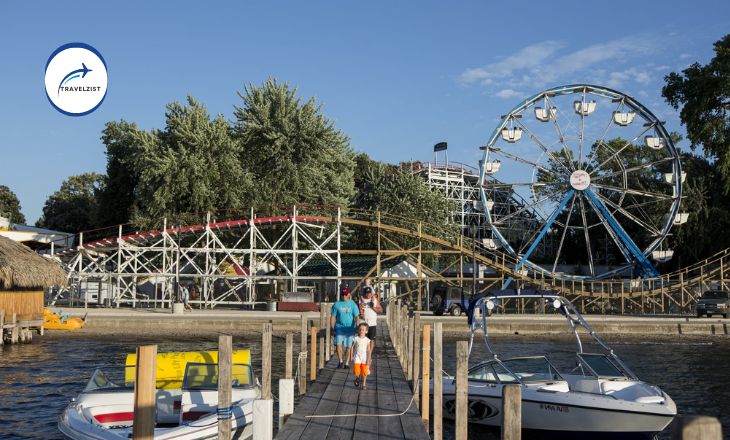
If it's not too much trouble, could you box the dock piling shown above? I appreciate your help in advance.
[285,333,293,379]
[455,340,468,440]
[253,399,274,440]
[278,378,294,429]
[501,384,521,440]
[421,324,430,431]
[262,324,272,399]
[132,344,157,440]
[218,335,233,440]
[672,415,722,440]
[310,326,317,381]
[434,322,443,440]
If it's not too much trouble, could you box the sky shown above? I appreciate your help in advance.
[1,1,728,224]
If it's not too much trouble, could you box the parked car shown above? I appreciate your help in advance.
[695,290,730,318]
[431,285,472,316]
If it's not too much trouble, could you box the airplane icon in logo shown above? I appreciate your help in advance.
[57,63,92,96]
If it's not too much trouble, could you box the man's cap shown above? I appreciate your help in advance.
[341,287,351,295]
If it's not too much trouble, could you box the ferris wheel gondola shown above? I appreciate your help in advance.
[479,84,688,280]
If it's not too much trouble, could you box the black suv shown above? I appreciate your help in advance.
[431,285,471,316]
[695,290,730,318]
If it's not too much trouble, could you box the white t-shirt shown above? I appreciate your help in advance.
[352,335,371,364]
[359,295,378,327]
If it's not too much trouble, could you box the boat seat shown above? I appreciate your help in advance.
[571,379,601,394]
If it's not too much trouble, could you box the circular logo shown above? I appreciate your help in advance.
[45,43,107,116]
[569,170,591,191]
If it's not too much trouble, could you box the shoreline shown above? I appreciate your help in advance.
[42,307,730,340]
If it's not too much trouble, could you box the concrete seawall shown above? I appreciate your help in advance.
[47,308,730,337]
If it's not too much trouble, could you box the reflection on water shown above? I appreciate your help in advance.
[0,335,728,439]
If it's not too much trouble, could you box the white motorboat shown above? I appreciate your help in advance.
[436,290,676,439]
[59,360,260,439]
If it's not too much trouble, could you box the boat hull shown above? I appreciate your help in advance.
[440,385,675,439]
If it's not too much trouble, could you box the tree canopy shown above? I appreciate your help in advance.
[0,185,25,224]
[663,34,730,192]
[36,173,103,233]
[232,79,355,210]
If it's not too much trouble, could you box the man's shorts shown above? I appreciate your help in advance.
[353,363,370,376]
[367,325,377,341]
[334,333,354,347]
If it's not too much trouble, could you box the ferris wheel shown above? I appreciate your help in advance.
[479,84,687,280]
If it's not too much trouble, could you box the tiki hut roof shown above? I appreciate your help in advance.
[0,236,67,290]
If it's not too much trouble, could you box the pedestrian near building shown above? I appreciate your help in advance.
[330,287,359,369]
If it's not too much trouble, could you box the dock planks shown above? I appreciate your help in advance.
[275,324,429,440]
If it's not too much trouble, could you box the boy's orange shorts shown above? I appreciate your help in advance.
[353,363,369,376]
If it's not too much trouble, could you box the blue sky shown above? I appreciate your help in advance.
[1,1,728,224]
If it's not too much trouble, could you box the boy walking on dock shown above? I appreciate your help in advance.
[350,322,372,389]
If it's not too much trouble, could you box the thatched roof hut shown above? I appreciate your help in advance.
[0,236,67,290]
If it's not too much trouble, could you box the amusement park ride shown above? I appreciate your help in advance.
[50,85,720,314]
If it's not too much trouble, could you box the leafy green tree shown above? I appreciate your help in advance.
[131,97,253,225]
[663,34,730,192]
[0,185,26,224]
[96,120,142,227]
[37,173,103,232]
[350,154,458,248]
[232,79,355,210]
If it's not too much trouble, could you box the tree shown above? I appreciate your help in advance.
[130,97,253,226]
[232,79,355,210]
[0,185,26,224]
[350,154,458,249]
[37,173,103,232]
[663,34,730,192]
[96,120,142,227]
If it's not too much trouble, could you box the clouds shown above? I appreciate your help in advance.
[460,35,663,98]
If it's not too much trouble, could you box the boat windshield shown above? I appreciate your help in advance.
[500,357,564,383]
[83,367,135,392]
[577,353,627,378]
[182,363,254,390]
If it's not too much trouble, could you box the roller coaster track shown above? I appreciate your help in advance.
[58,206,726,314]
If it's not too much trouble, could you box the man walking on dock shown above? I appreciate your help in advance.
[331,287,359,369]
[358,279,382,349]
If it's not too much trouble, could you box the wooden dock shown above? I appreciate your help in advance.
[275,323,430,440]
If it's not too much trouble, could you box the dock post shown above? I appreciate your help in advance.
[413,313,421,398]
[325,306,332,360]
[0,310,4,346]
[319,335,325,370]
[253,399,274,440]
[10,313,18,344]
[310,326,317,381]
[218,334,233,440]
[501,384,521,440]
[278,378,295,429]
[262,324,272,399]
[285,333,293,379]
[132,344,157,440]
[299,315,308,395]
[671,415,722,440]
[421,324,431,431]
[434,323,443,440]
[455,341,468,440]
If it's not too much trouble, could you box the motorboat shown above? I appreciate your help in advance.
[59,353,260,439]
[436,290,676,439]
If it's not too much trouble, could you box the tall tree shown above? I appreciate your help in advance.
[0,185,26,224]
[131,97,253,225]
[232,79,355,210]
[37,173,103,232]
[663,34,730,192]
[96,120,142,227]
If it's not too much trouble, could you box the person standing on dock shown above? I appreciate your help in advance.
[358,279,382,349]
[331,287,359,369]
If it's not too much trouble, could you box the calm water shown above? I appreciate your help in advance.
[0,335,728,439]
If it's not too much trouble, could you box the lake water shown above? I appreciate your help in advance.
[0,334,728,439]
